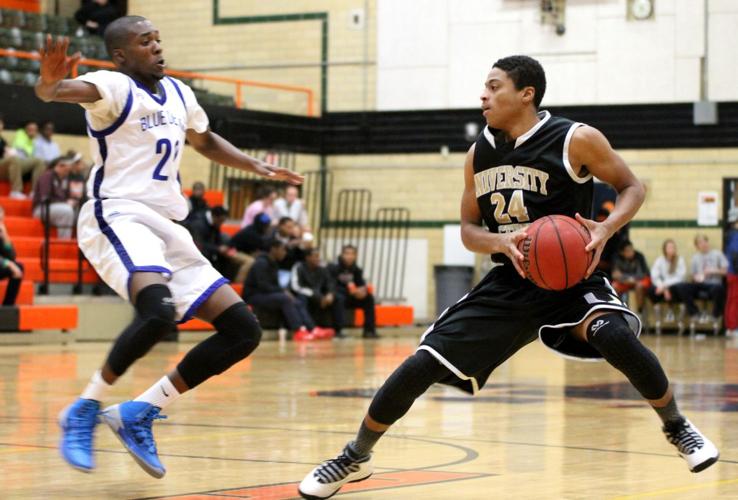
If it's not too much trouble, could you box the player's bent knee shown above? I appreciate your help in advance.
[135,283,177,336]
[213,302,262,359]
[135,284,176,320]
[368,350,449,426]
[585,311,668,400]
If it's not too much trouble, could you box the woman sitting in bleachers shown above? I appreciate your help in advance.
[648,239,692,315]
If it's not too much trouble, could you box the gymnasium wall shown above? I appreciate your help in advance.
[377,0,738,110]
[124,0,377,115]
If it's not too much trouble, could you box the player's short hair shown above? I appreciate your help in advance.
[104,15,148,56]
[493,55,546,108]
[304,247,320,258]
[211,205,228,218]
[278,216,294,226]
[257,185,275,199]
[267,238,285,250]
[341,244,357,253]
[618,239,634,252]
[694,234,708,244]
[50,154,74,169]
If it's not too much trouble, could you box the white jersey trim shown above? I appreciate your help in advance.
[514,110,551,148]
[563,122,593,184]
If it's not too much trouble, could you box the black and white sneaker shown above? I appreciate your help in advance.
[663,418,719,472]
[298,445,373,499]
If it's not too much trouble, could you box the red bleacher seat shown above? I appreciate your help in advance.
[182,189,225,207]
[5,215,56,238]
[0,197,33,217]
[0,280,34,305]
[222,223,240,236]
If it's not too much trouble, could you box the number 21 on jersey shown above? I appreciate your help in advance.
[152,138,180,181]
[490,189,530,224]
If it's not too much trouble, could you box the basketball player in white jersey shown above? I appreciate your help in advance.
[35,16,303,477]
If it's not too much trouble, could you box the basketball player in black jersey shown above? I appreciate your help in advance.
[298,55,718,499]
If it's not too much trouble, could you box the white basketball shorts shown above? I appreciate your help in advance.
[77,198,227,323]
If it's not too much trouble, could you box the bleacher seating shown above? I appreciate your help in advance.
[0,183,98,285]
[0,7,234,107]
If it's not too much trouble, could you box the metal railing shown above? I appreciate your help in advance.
[320,188,411,303]
[38,197,87,294]
[0,47,316,115]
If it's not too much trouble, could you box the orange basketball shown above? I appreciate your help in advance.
[516,215,593,291]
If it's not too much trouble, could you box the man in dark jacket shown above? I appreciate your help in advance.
[189,206,232,278]
[292,248,344,337]
[243,239,318,339]
[228,212,271,283]
[328,245,378,338]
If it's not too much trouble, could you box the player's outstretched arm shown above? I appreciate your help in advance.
[186,129,303,185]
[459,144,526,278]
[34,35,101,103]
[569,125,646,276]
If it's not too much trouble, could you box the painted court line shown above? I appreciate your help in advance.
[146,470,491,499]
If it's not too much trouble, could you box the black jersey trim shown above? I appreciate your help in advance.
[563,122,593,184]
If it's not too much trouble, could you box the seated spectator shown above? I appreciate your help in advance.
[228,212,271,283]
[12,121,38,159]
[328,245,378,339]
[241,185,276,227]
[0,116,45,199]
[75,0,121,36]
[0,206,24,305]
[271,216,307,271]
[185,181,209,226]
[291,248,343,337]
[726,211,738,336]
[648,239,692,313]
[274,185,310,231]
[612,239,651,313]
[67,151,88,202]
[33,121,61,165]
[189,205,234,278]
[32,155,76,239]
[243,239,326,340]
[689,234,728,320]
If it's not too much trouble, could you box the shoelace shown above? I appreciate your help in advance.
[314,452,362,484]
[130,407,167,455]
[665,422,704,455]
[66,401,99,449]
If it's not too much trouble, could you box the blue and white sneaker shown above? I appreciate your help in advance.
[101,401,167,478]
[58,398,101,472]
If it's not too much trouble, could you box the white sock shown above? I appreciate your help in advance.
[80,370,112,402]
[134,376,180,409]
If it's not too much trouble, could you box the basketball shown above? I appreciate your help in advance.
[517,215,593,291]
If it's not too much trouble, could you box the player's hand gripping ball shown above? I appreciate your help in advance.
[516,215,593,290]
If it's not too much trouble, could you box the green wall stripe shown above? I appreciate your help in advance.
[212,1,328,113]
[322,220,723,230]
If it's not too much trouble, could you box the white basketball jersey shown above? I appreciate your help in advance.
[76,70,209,221]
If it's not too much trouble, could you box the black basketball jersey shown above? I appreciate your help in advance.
[472,111,593,261]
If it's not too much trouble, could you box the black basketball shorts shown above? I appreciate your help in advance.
[418,263,641,395]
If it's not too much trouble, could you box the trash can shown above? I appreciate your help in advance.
[434,265,474,317]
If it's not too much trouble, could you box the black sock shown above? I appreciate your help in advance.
[348,421,384,458]
[654,397,683,425]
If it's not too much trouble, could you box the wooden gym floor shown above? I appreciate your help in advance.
[1,331,738,499]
